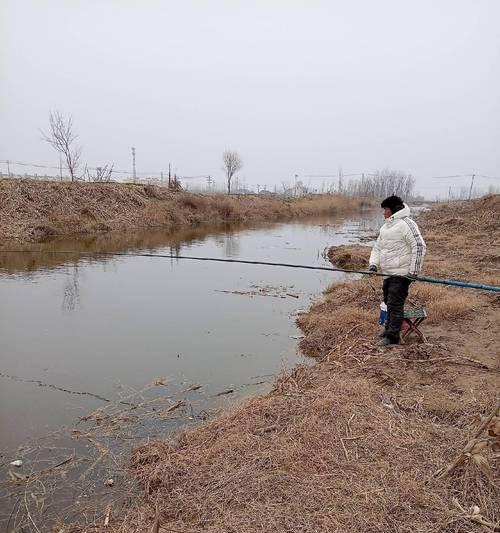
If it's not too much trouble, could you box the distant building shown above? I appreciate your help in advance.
[232,188,254,195]
[258,189,277,197]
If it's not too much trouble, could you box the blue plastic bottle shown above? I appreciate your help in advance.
[378,302,387,325]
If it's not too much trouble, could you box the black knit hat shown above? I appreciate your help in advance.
[381,195,404,213]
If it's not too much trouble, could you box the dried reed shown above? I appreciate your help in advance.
[0,179,368,243]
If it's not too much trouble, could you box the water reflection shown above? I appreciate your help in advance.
[0,214,360,276]
[62,265,80,312]
[216,232,241,257]
[0,222,245,275]
[0,210,379,454]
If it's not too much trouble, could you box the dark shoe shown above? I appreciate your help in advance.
[377,330,388,338]
[376,337,400,347]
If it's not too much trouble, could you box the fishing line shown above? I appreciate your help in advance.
[1,249,499,292]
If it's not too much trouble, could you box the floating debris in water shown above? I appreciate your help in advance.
[184,384,203,392]
[215,388,234,397]
[159,400,187,416]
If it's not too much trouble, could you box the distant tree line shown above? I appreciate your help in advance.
[344,169,416,200]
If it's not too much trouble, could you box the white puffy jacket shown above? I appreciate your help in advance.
[369,204,426,276]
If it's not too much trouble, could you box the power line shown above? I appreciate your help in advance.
[0,159,212,180]
[302,173,364,179]
[432,175,465,179]
[431,173,500,200]
[432,173,477,200]
[432,174,500,180]
[178,175,212,180]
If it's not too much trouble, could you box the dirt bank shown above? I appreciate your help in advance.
[327,243,370,269]
[0,179,367,243]
[68,197,499,532]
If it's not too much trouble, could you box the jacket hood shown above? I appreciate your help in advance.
[387,203,410,222]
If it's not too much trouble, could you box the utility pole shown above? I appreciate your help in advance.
[432,173,483,201]
[207,175,213,191]
[168,162,171,187]
[338,167,343,194]
[6,160,10,176]
[294,174,298,197]
[468,173,475,200]
[131,147,136,182]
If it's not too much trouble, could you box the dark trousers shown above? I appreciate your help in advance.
[382,276,411,341]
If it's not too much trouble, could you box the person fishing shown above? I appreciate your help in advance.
[369,195,426,346]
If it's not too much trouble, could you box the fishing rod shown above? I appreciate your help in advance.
[1,250,499,292]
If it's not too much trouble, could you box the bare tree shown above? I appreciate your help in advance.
[345,168,416,200]
[42,110,82,181]
[222,150,242,194]
[85,164,114,182]
[281,181,293,197]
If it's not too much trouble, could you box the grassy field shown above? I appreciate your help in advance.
[0,179,369,243]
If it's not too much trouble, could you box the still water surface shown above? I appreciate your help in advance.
[0,212,380,456]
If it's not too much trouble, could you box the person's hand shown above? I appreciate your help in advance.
[407,273,418,281]
[368,265,378,275]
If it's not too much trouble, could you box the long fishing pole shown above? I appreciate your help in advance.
[1,250,499,292]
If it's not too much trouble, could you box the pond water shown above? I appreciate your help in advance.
[0,210,381,527]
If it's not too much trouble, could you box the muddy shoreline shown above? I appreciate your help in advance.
[4,196,500,532]
[84,196,498,532]
[2,210,382,531]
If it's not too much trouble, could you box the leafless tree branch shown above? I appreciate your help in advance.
[85,164,114,183]
[222,150,243,194]
[41,110,82,182]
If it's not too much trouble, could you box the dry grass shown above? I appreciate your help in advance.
[123,372,493,533]
[297,280,379,357]
[67,360,499,533]
[0,179,368,243]
[419,195,500,283]
[327,243,370,269]
[62,196,500,532]
[409,284,481,324]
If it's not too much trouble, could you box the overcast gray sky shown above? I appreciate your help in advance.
[1,0,499,198]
